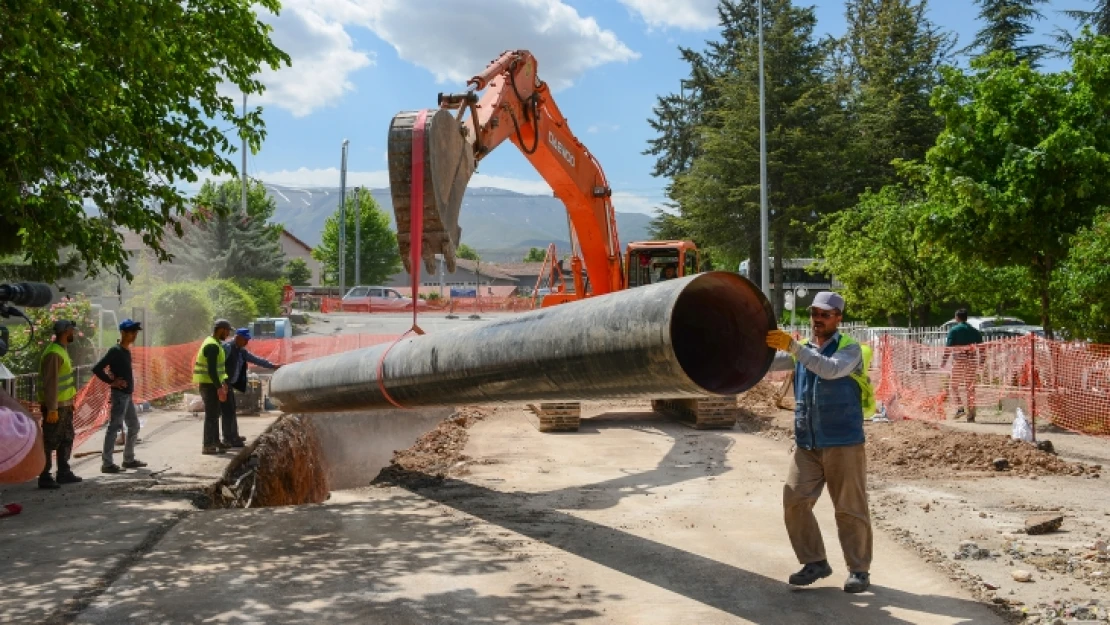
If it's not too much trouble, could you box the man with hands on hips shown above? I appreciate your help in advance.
[765,291,876,594]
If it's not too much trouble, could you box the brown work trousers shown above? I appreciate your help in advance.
[783,443,873,573]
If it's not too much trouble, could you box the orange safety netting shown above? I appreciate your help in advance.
[873,334,1110,437]
[69,334,399,449]
[318,297,538,314]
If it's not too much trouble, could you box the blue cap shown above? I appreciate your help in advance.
[235,328,252,340]
[118,319,142,332]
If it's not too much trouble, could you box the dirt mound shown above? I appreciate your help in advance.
[373,406,490,488]
[737,378,790,412]
[211,414,330,508]
[867,420,1103,479]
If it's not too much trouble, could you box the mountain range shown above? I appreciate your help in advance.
[265,184,654,262]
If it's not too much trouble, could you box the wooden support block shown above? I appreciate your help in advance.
[652,396,738,429]
[524,402,581,433]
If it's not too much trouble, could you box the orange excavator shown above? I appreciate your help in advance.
[386,49,700,307]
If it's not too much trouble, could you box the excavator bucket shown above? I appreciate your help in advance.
[387,109,474,275]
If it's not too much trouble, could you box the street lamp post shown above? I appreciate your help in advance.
[758,0,770,301]
[338,139,349,298]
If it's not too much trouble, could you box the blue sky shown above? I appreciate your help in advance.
[217,0,1079,215]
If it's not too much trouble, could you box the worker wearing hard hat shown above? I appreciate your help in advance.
[765,291,874,594]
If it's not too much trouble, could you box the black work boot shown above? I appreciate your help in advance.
[788,560,833,586]
[121,459,148,469]
[56,471,83,484]
[38,473,60,490]
[844,571,871,593]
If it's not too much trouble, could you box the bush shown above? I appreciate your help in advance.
[151,283,214,346]
[236,278,284,317]
[204,279,259,328]
[0,295,96,373]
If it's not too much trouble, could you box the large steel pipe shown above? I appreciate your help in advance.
[269,271,776,413]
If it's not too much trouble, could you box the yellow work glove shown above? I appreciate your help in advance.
[46,410,59,424]
[766,329,795,352]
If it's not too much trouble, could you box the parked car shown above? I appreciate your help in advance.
[340,286,429,312]
[941,316,1026,332]
[982,325,1045,341]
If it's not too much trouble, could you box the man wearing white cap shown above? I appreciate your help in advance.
[766,291,875,594]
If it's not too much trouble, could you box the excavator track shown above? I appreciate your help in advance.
[387,109,472,275]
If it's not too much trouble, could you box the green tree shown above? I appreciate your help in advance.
[167,179,286,282]
[0,0,289,282]
[924,36,1110,337]
[284,258,313,286]
[669,0,846,313]
[1063,0,1110,35]
[205,279,259,327]
[1054,210,1110,341]
[457,244,481,261]
[313,188,401,286]
[840,0,955,193]
[151,283,214,346]
[523,247,547,262]
[966,0,1049,64]
[818,185,959,325]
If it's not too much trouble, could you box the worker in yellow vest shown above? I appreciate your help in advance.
[37,320,82,489]
[192,319,233,455]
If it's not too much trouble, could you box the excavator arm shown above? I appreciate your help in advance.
[387,50,624,297]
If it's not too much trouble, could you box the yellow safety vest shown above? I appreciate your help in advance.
[38,342,76,403]
[797,335,876,419]
[192,336,228,384]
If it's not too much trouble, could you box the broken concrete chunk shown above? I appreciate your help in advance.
[1025,514,1064,535]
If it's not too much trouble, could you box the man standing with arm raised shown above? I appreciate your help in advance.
[765,291,875,593]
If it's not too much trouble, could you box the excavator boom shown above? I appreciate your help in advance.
[387,50,623,296]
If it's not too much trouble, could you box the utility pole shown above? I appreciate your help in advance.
[241,93,248,216]
[354,186,362,286]
[339,139,350,298]
[758,0,771,300]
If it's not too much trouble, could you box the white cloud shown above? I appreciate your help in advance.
[247,2,374,117]
[587,123,621,134]
[612,191,666,215]
[618,0,719,31]
[309,0,638,91]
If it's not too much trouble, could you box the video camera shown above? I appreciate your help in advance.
[0,282,54,357]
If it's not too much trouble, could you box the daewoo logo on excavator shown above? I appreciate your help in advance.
[548,131,576,168]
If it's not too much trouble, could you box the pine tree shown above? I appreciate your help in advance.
[167,179,285,282]
[313,188,401,286]
[966,0,1049,65]
[1063,0,1110,34]
[840,0,954,193]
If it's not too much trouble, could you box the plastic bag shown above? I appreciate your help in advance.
[1012,407,1033,442]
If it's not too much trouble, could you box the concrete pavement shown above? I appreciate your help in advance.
[62,406,1003,625]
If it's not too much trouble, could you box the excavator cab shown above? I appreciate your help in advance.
[625,241,701,289]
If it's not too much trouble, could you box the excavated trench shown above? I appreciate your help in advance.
[207,407,458,508]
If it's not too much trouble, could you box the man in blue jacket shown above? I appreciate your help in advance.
[766,291,874,593]
[221,328,281,448]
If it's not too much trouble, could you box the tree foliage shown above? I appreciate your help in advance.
[523,247,547,263]
[167,179,286,282]
[818,185,956,325]
[840,0,954,193]
[923,37,1110,337]
[1055,209,1110,341]
[0,0,289,282]
[313,188,401,286]
[151,283,214,346]
[457,244,481,261]
[284,258,313,286]
[966,0,1049,64]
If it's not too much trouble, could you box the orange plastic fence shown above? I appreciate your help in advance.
[873,334,1110,437]
[319,297,537,314]
[70,334,398,449]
